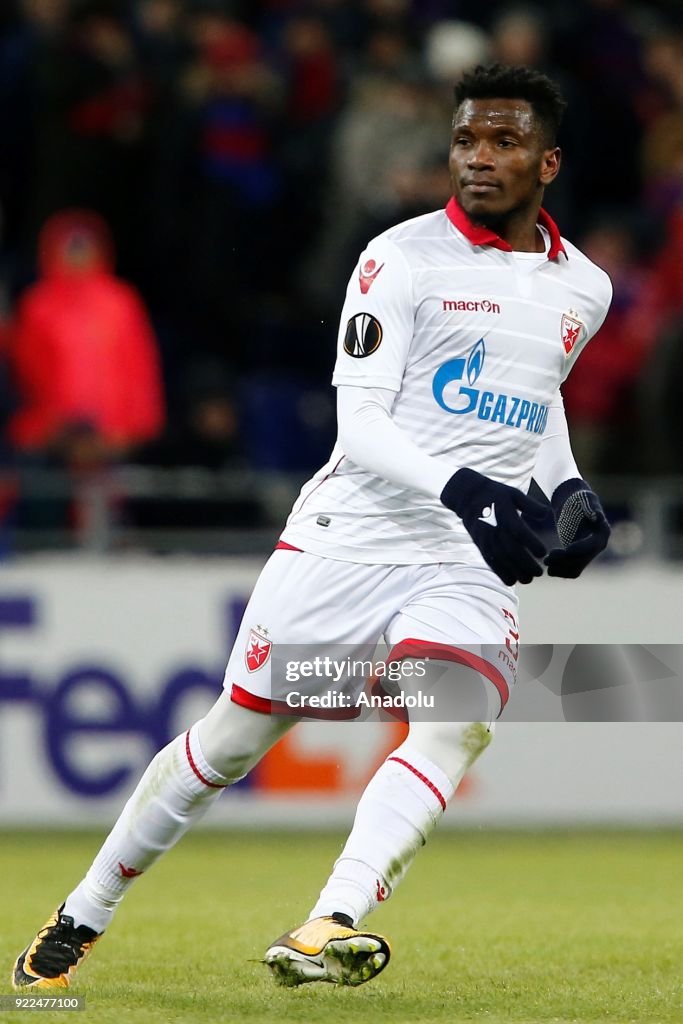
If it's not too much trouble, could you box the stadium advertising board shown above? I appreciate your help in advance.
[1,557,682,826]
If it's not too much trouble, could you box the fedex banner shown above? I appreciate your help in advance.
[1,556,682,827]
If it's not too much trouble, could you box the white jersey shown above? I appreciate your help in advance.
[281,199,612,564]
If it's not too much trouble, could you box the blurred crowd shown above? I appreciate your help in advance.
[0,0,683,541]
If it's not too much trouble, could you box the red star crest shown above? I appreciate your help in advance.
[245,626,271,673]
[561,313,582,355]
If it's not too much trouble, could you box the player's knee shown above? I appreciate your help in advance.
[196,694,293,782]
[197,719,261,782]
[195,722,251,783]
[213,754,251,785]
[406,719,494,788]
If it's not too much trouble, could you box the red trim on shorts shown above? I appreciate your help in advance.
[275,541,303,552]
[387,756,447,812]
[230,683,360,721]
[229,685,273,714]
[387,638,510,710]
[184,730,227,789]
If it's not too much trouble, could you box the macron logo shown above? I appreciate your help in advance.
[478,503,498,527]
[443,298,501,314]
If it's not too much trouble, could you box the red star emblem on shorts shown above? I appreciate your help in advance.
[246,627,272,672]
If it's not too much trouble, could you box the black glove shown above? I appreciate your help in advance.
[441,467,548,586]
[544,478,610,578]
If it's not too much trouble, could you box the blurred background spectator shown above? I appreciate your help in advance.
[0,0,682,551]
[6,208,164,462]
[3,207,164,541]
[561,219,666,477]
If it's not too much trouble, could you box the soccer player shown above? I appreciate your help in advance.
[13,64,612,990]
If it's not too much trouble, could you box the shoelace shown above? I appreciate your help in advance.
[30,915,97,977]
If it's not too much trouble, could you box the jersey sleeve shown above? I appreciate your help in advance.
[331,235,414,392]
[532,390,581,499]
[337,384,453,498]
[560,269,613,383]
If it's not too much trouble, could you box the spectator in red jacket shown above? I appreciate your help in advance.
[7,208,165,466]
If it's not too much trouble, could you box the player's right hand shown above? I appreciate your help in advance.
[544,479,610,578]
[440,467,548,586]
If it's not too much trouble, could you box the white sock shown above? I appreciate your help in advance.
[308,744,454,926]
[308,721,494,927]
[63,724,229,933]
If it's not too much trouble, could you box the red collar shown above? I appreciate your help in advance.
[445,197,567,261]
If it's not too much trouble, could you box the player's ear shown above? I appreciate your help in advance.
[539,147,561,186]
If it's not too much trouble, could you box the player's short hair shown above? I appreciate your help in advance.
[453,64,567,146]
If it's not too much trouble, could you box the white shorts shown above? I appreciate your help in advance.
[223,546,519,720]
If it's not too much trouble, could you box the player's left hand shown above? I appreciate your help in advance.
[544,478,610,578]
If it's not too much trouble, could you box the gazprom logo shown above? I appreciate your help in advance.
[432,338,549,434]
[467,337,485,385]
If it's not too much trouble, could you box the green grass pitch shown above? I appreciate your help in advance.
[1,830,681,1024]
